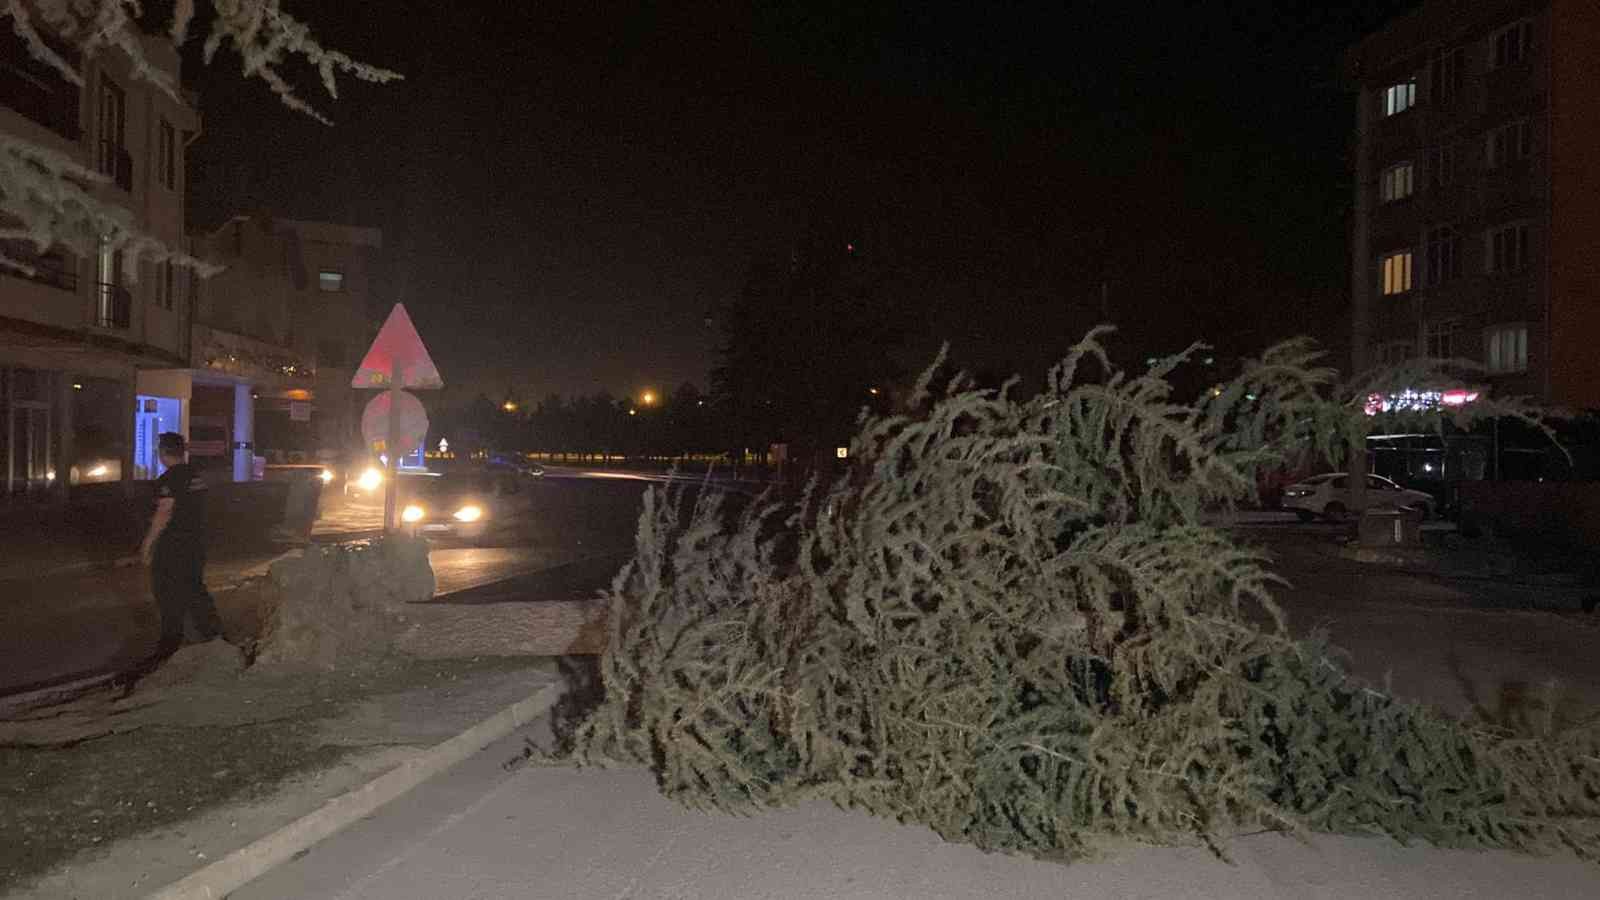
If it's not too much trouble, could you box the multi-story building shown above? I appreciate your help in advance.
[1347,0,1600,413]
[1,29,199,500]
[174,214,382,479]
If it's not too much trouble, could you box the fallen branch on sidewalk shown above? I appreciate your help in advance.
[565,331,1599,863]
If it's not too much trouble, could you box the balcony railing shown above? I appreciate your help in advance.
[96,140,132,191]
[95,282,130,329]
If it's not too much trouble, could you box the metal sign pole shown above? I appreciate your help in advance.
[383,378,400,533]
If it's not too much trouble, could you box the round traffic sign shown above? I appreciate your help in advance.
[361,390,429,456]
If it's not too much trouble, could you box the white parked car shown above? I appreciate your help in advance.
[1281,473,1435,522]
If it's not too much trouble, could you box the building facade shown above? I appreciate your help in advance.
[1347,0,1600,412]
[176,214,382,479]
[1,30,199,500]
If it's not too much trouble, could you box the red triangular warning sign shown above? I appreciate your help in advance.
[352,304,444,389]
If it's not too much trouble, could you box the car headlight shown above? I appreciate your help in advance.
[319,469,335,484]
[357,468,383,491]
[453,505,483,523]
[401,504,425,523]
[1284,489,1311,498]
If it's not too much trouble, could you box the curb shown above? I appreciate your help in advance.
[0,672,119,714]
[143,679,566,900]
[309,528,384,544]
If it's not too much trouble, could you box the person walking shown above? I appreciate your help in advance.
[138,432,225,660]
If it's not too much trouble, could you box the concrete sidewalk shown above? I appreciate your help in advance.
[231,728,1596,900]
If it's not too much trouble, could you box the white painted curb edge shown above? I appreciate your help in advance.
[144,680,567,900]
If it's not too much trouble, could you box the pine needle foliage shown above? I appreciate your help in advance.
[568,330,1599,862]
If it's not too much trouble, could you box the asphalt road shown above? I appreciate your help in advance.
[0,474,655,697]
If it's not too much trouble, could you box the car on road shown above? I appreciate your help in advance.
[488,454,545,479]
[397,470,524,542]
[1281,473,1436,522]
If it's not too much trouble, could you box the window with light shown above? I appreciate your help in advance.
[1382,80,1416,116]
[1380,250,1413,296]
[1485,324,1528,374]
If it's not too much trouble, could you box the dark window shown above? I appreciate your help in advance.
[1379,162,1414,203]
[96,77,130,191]
[1491,21,1532,69]
[317,340,346,368]
[1426,226,1461,285]
[0,28,81,140]
[1426,320,1458,359]
[1430,47,1464,105]
[0,237,77,292]
[155,260,175,310]
[1428,144,1456,189]
[157,119,177,190]
[1379,341,1415,365]
[1488,223,1530,273]
[1487,121,1531,168]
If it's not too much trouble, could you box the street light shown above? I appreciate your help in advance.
[502,400,518,413]
[640,390,657,407]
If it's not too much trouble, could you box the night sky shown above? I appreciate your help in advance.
[183,0,1419,405]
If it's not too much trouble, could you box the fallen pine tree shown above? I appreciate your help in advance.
[564,330,1599,861]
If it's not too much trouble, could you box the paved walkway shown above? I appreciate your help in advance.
[231,728,1596,900]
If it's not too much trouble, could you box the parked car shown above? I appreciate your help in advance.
[396,470,521,542]
[1281,473,1436,522]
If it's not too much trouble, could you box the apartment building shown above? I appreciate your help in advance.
[1347,0,1600,413]
[181,214,382,479]
[1,28,200,500]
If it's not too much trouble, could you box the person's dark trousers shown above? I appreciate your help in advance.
[150,536,224,659]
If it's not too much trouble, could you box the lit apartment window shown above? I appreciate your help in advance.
[1380,250,1413,296]
[1427,144,1456,189]
[1430,47,1465,105]
[1485,324,1528,374]
[1379,162,1414,203]
[1426,319,1458,359]
[1382,79,1416,116]
[1425,225,1461,284]
[157,119,176,190]
[318,270,344,292]
[1490,21,1532,69]
[1487,223,1530,273]
[1486,120,1531,168]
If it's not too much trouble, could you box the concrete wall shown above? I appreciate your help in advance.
[193,217,296,346]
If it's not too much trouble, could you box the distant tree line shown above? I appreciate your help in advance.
[434,384,726,463]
